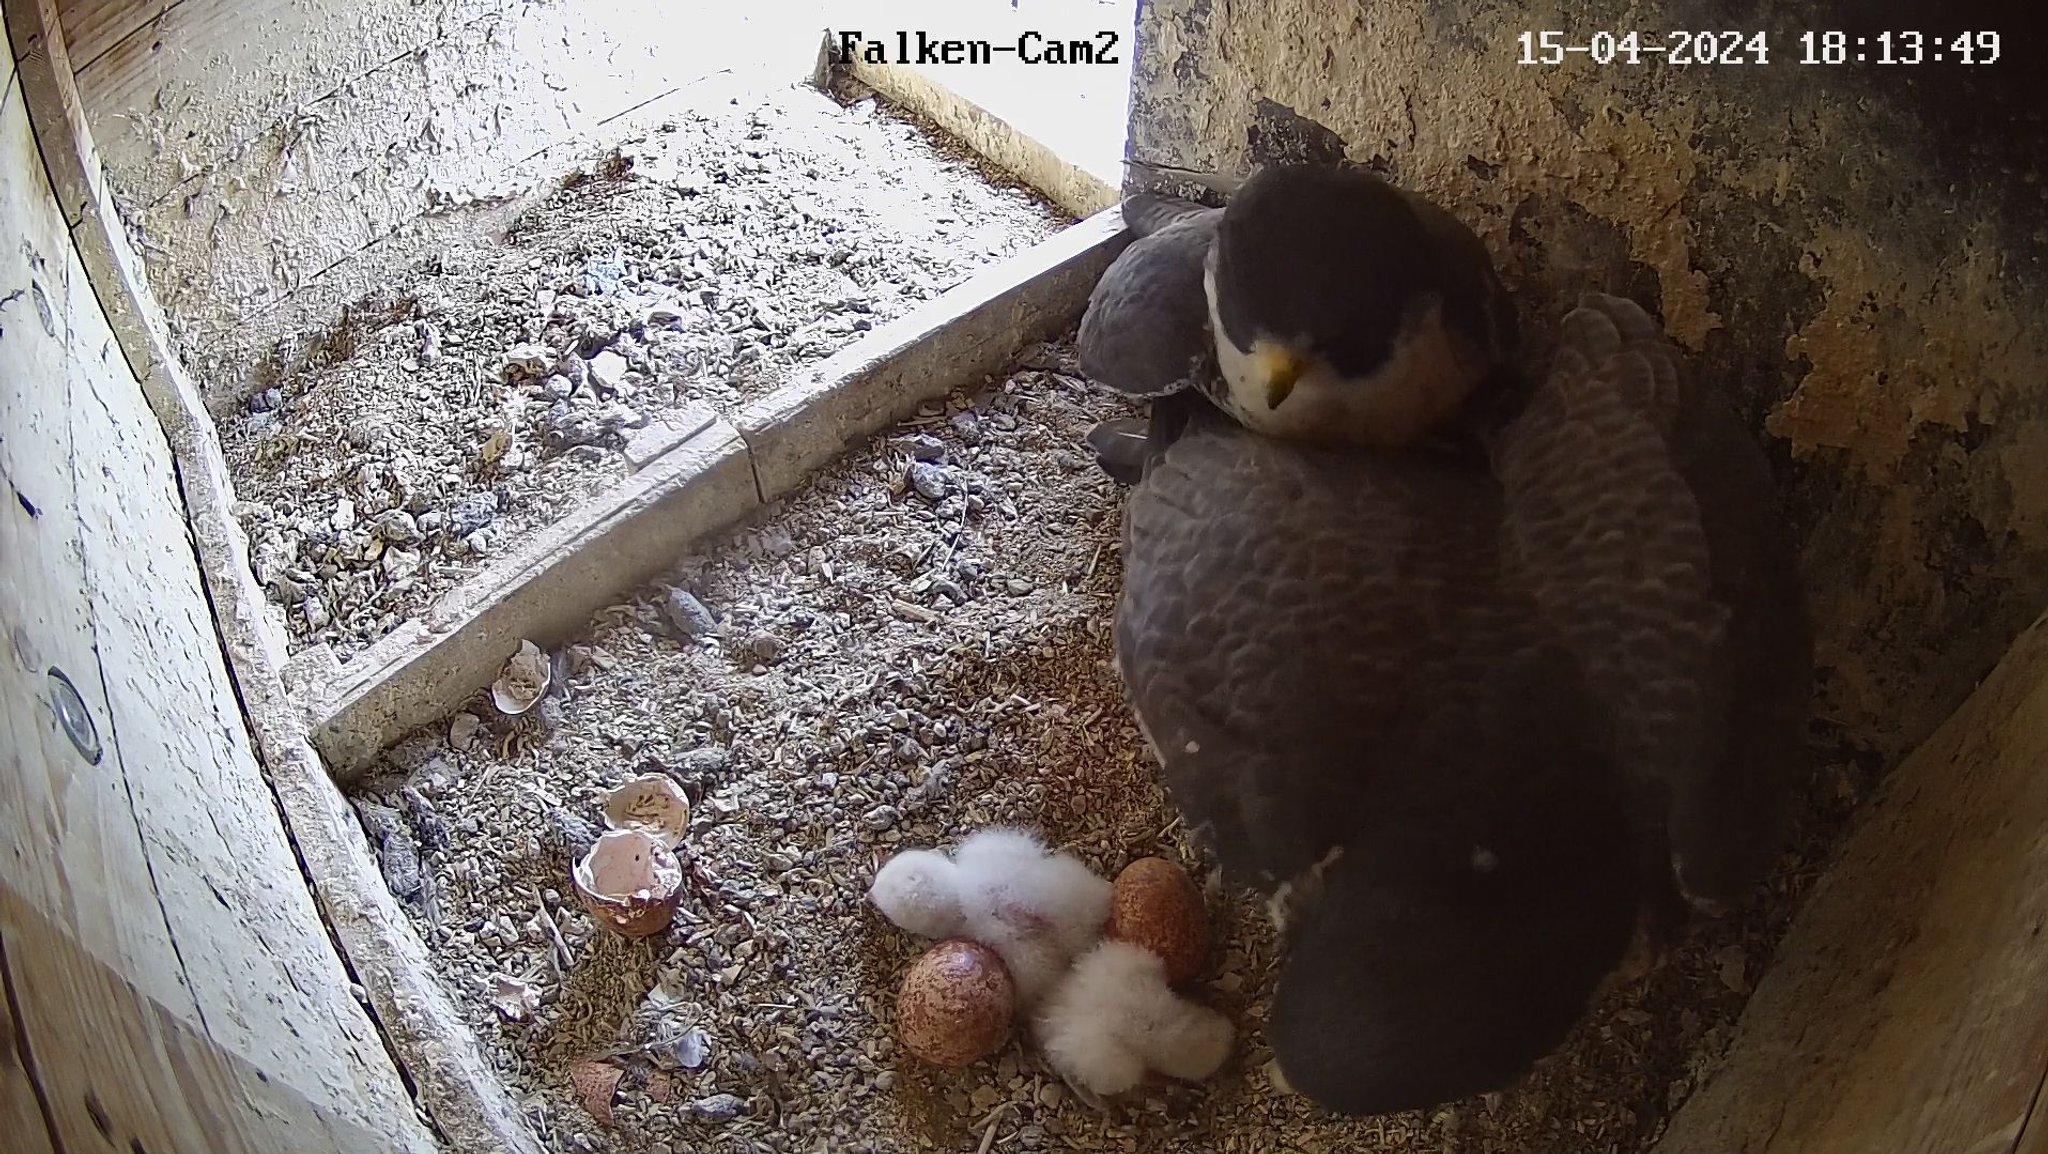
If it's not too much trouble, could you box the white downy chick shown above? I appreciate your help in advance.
[952,828,1113,1006]
[867,849,966,939]
[1035,941,1235,1100]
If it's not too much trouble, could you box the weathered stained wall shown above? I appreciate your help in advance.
[1127,0,2048,770]
[1,2,436,1149]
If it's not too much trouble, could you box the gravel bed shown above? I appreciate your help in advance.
[222,85,1063,660]
[348,346,1849,1154]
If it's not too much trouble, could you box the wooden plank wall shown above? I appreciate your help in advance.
[1657,610,2048,1154]
[0,4,439,1149]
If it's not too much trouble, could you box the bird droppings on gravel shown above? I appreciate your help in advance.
[221,83,1064,661]
[348,344,1855,1154]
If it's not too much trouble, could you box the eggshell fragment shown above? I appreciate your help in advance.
[1107,857,1209,986]
[573,829,683,938]
[603,773,691,849]
[489,973,541,1022]
[570,1059,623,1127]
[491,639,552,715]
[896,938,1015,1067]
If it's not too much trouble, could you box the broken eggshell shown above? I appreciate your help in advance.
[491,638,552,715]
[603,773,691,849]
[573,829,683,938]
[489,973,542,1022]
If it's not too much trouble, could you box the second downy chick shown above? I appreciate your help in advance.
[867,849,966,939]
[953,828,1114,1006]
[1035,940,1235,1104]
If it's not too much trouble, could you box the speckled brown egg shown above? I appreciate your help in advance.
[1108,856,1209,986]
[896,938,1015,1067]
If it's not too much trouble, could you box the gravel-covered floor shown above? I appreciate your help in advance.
[223,84,1063,661]
[349,344,1849,1154]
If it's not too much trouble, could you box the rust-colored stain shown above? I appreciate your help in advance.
[1770,223,2038,482]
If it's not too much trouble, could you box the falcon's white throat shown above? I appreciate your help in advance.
[1201,260,1483,448]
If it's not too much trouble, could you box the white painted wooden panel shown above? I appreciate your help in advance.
[0,38,435,1151]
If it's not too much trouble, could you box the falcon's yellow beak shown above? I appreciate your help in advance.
[1254,342,1306,410]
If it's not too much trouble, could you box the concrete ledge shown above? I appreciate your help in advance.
[4,4,546,1151]
[310,406,754,779]
[309,208,1126,774]
[740,204,1127,501]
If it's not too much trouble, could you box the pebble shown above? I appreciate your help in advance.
[587,349,630,393]
[661,587,719,637]
[501,344,553,379]
[950,410,983,444]
[380,546,420,580]
[357,801,420,898]
[663,1027,711,1070]
[675,745,733,776]
[374,510,419,543]
[346,418,388,452]
[750,634,786,662]
[906,461,949,501]
[759,527,797,557]
[248,386,283,413]
[581,253,627,296]
[331,497,358,532]
[417,509,445,535]
[449,492,500,537]
[303,595,331,629]
[546,807,600,863]
[1714,945,1748,992]
[690,1094,746,1123]
[861,804,899,831]
[899,433,947,461]
[544,405,609,449]
[558,354,589,390]
[600,404,648,433]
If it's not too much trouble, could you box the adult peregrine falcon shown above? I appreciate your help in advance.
[1078,163,1520,475]
[1084,168,1812,1114]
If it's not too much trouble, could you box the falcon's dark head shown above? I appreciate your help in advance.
[1204,164,1519,449]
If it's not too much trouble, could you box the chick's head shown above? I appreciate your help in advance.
[868,849,966,939]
